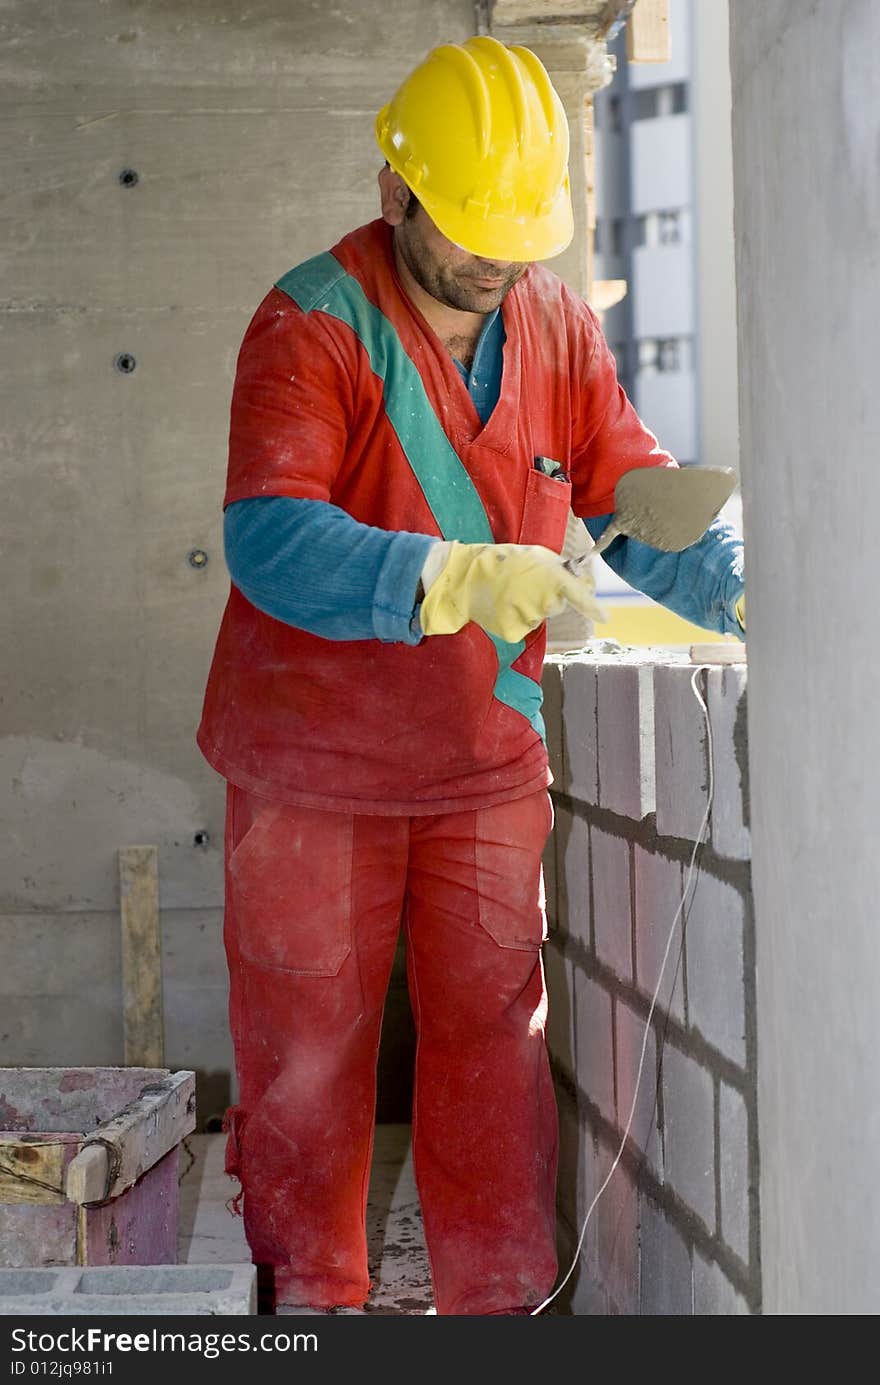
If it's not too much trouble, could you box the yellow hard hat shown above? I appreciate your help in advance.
[376,35,573,263]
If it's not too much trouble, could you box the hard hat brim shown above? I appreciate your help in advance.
[414,181,574,263]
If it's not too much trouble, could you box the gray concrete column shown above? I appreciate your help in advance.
[730,0,880,1314]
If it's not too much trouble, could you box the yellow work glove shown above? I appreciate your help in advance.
[420,540,605,643]
[735,594,746,631]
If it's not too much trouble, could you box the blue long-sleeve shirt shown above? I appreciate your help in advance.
[224,307,744,643]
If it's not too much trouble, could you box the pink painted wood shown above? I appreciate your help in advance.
[84,1147,180,1266]
[0,1069,183,1268]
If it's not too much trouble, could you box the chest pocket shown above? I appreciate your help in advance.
[517,465,572,552]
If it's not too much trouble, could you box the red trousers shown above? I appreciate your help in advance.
[222,784,559,1315]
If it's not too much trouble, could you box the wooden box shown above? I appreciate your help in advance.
[0,1067,195,1268]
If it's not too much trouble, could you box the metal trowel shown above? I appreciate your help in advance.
[563,465,738,576]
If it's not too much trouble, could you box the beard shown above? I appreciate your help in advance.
[397,222,526,312]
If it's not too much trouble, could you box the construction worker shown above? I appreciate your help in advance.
[198,36,745,1316]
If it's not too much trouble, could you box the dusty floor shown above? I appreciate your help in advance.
[177,1125,434,1315]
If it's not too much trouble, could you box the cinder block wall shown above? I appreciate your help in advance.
[543,650,759,1314]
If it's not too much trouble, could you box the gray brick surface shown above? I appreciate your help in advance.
[555,804,590,946]
[567,1272,609,1316]
[561,658,598,804]
[0,1265,256,1315]
[719,1082,750,1263]
[662,1043,715,1229]
[544,941,576,1078]
[541,657,565,789]
[639,1196,693,1315]
[596,662,655,820]
[557,1217,607,1315]
[574,971,615,1124]
[597,1149,639,1315]
[615,999,662,1175]
[654,664,710,840]
[542,824,558,931]
[556,1088,582,1235]
[707,664,750,860]
[693,1252,750,1314]
[633,846,686,1023]
[685,872,746,1066]
[591,827,633,981]
[576,1126,608,1258]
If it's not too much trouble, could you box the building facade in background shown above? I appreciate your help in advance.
[590,0,741,645]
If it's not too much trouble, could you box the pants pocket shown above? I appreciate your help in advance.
[227,796,354,977]
[474,791,553,950]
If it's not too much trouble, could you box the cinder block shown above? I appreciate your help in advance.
[662,1044,715,1230]
[542,823,559,932]
[596,663,655,820]
[693,1252,751,1314]
[556,1088,582,1234]
[615,999,662,1176]
[685,873,746,1067]
[654,664,710,840]
[561,658,598,804]
[596,1147,639,1315]
[558,1100,604,1290]
[574,972,615,1124]
[591,827,633,982]
[544,941,576,1078]
[707,665,750,860]
[555,804,590,947]
[0,1265,257,1315]
[541,658,565,789]
[567,1270,608,1316]
[719,1083,750,1264]
[639,1196,693,1315]
[633,846,686,1023]
[556,1213,606,1315]
[576,1126,608,1269]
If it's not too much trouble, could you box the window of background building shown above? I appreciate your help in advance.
[636,337,693,374]
[631,82,688,121]
[634,208,691,248]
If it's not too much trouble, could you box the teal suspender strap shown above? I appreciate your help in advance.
[277,253,545,741]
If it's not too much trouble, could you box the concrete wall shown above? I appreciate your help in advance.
[692,0,739,475]
[543,650,758,1313]
[0,0,478,1120]
[730,0,880,1314]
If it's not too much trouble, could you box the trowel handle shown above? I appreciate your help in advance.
[592,520,623,557]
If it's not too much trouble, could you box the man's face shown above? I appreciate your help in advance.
[395,202,527,314]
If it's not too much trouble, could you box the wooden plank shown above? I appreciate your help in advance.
[68,1071,196,1204]
[0,1140,66,1205]
[64,1145,109,1206]
[626,0,671,63]
[119,846,164,1068]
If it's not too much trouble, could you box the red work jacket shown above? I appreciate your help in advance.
[198,219,670,814]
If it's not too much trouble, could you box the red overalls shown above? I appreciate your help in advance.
[198,219,669,1313]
